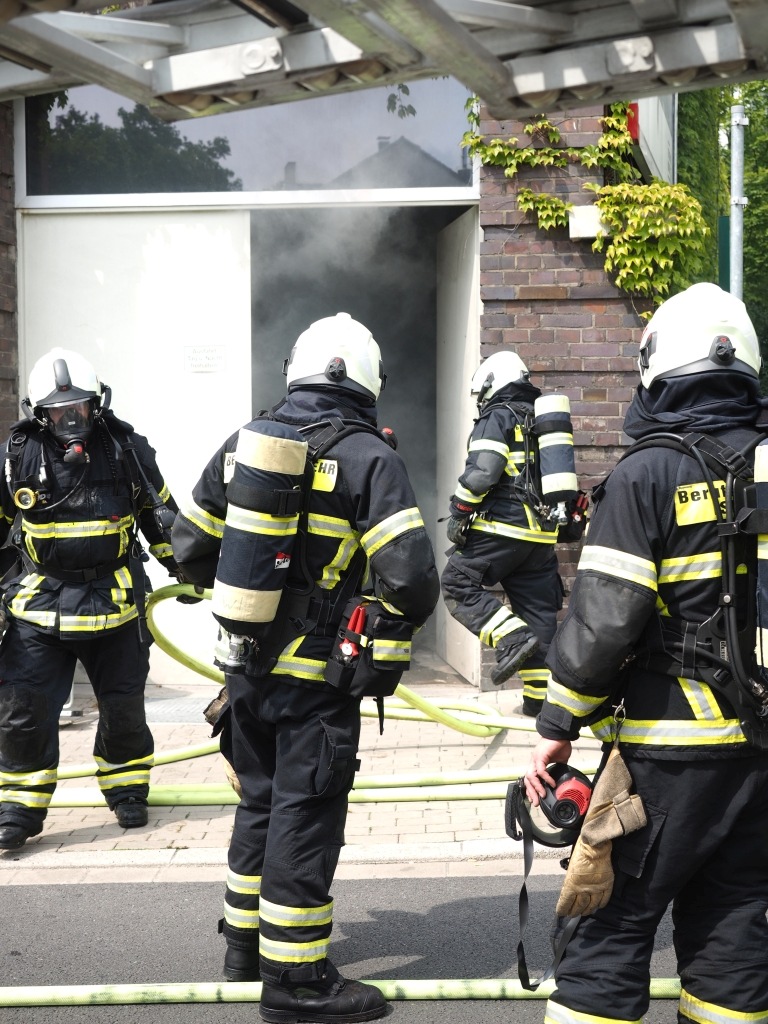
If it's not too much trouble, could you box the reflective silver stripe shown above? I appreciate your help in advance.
[259,897,333,927]
[468,439,508,457]
[361,508,424,558]
[659,552,721,583]
[272,640,326,681]
[94,754,154,771]
[96,769,152,789]
[453,483,483,505]
[372,638,410,663]
[679,678,720,720]
[227,869,262,895]
[0,789,53,808]
[59,607,138,631]
[545,997,641,1024]
[538,432,573,450]
[182,504,225,539]
[479,606,513,646]
[225,507,299,537]
[547,677,607,718]
[614,718,746,745]
[22,515,132,539]
[259,936,329,964]
[679,987,768,1024]
[224,903,260,928]
[149,542,174,560]
[307,513,356,540]
[578,544,657,591]
[0,767,57,786]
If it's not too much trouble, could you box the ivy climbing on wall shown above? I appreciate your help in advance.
[462,100,710,313]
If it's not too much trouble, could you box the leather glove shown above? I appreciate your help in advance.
[176,585,206,605]
[556,747,646,917]
[447,515,471,548]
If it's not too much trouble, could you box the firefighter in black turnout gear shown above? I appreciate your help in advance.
[172,312,439,1024]
[525,283,768,1024]
[0,348,181,851]
[441,349,580,713]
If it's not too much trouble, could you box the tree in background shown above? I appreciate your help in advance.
[740,80,768,385]
[26,96,242,194]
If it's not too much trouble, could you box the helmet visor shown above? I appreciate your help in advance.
[45,399,95,445]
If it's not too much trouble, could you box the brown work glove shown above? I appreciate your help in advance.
[556,747,646,917]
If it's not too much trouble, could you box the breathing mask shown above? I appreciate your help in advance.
[506,763,592,848]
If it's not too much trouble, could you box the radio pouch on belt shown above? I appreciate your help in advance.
[324,597,413,704]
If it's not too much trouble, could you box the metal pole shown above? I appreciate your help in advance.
[730,103,749,300]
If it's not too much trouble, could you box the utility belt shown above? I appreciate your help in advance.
[324,597,413,700]
[32,555,130,584]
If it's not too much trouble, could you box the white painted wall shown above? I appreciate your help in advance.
[435,207,481,686]
[635,95,676,183]
[17,208,253,681]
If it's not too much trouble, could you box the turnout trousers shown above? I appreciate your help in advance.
[222,673,362,985]
[0,617,153,833]
[440,531,560,705]
[546,755,768,1024]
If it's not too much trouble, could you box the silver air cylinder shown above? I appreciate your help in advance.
[755,439,768,675]
[211,419,308,638]
[533,394,578,510]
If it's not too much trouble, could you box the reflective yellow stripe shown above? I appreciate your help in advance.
[453,483,483,505]
[259,937,329,964]
[149,542,174,560]
[22,515,133,540]
[520,667,549,700]
[472,517,557,544]
[479,606,525,646]
[227,870,262,895]
[272,638,325,681]
[361,508,424,558]
[0,789,53,808]
[224,903,260,928]
[157,482,171,503]
[259,897,333,927]
[590,715,747,746]
[680,987,768,1024]
[59,607,138,631]
[659,551,722,584]
[372,638,410,663]
[94,754,154,771]
[97,769,152,789]
[0,767,57,786]
[679,678,721,720]
[547,677,607,718]
[545,998,641,1024]
[182,504,225,539]
[578,544,658,591]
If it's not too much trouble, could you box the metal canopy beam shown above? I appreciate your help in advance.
[0,0,766,120]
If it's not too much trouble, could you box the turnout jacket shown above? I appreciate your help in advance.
[453,385,557,545]
[172,390,440,685]
[542,422,763,759]
[0,412,179,638]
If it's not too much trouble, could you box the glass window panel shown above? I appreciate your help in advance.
[25,78,473,196]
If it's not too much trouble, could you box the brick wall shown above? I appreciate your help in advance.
[478,106,647,591]
[0,102,18,434]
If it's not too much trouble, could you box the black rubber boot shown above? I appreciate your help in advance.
[259,960,389,1023]
[114,798,148,828]
[0,823,38,850]
[220,920,261,982]
[491,631,539,686]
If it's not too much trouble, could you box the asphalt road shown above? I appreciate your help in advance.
[0,875,679,1023]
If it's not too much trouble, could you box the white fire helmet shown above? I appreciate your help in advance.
[283,312,386,401]
[638,283,761,389]
[27,347,102,412]
[471,350,530,409]
[26,348,103,447]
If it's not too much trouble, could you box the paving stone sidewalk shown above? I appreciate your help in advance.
[0,644,602,884]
